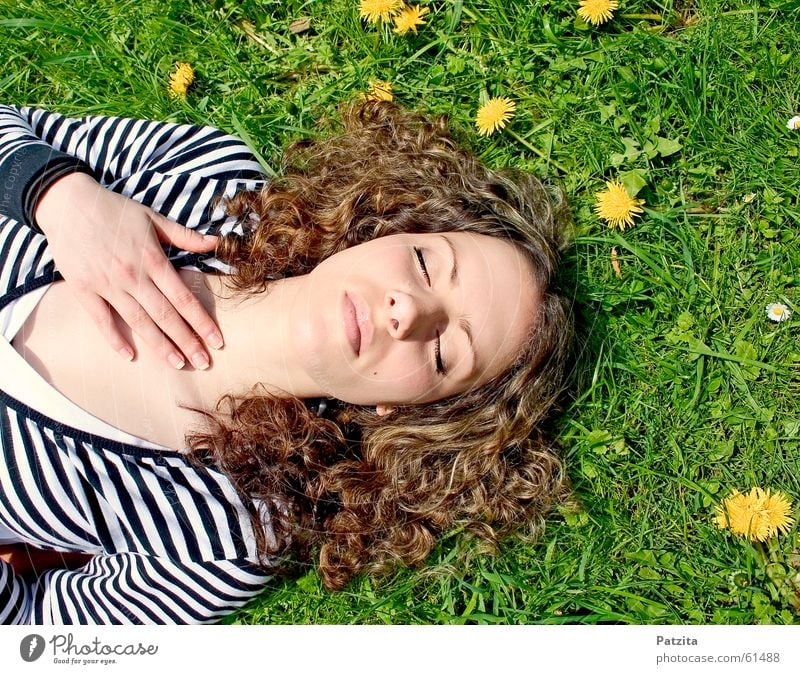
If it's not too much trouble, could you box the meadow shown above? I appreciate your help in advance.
[0,0,798,624]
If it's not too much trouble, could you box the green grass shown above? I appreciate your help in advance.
[1,0,798,624]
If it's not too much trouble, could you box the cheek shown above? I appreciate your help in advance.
[373,349,439,403]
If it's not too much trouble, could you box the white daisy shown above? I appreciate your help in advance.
[766,302,791,322]
[787,115,800,130]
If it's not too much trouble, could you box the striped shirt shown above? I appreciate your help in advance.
[0,105,277,624]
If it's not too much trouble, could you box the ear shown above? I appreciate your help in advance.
[375,404,397,417]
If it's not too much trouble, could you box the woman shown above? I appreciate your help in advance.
[0,100,571,623]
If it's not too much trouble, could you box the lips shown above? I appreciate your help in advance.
[343,293,361,355]
[343,291,373,357]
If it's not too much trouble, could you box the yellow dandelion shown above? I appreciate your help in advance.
[169,62,195,99]
[594,181,645,230]
[365,80,393,102]
[359,0,404,24]
[715,489,756,534]
[577,0,619,26]
[715,487,794,542]
[475,97,516,137]
[759,488,795,537]
[393,5,430,35]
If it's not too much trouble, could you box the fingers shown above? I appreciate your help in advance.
[141,211,224,367]
[150,211,219,251]
[89,209,224,369]
[110,289,197,370]
[77,292,136,362]
[121,264,226,370]
[149,263,225,367]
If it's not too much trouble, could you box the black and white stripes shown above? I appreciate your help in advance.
[0,105,275,624]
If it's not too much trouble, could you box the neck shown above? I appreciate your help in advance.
[184,271,325,408]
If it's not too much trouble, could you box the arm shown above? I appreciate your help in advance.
[0,104,265,232]
[1,554,269,625]
[0,105,265,367]
[0,105,96,233]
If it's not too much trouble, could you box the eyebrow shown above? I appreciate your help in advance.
[439,234,478,379]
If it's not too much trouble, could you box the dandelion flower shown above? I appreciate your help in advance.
[714,489,749,532]
[365,80,393,102]
[577,0,619,26]
[475,97,516,136]
[787,115,800,130]
[359,0,404,24]
[393,5,430,35]
[766,302,791,323]
[169,62,195,99]
[759,489,795,536]
[594,181,645,230]
[715,487,794,542]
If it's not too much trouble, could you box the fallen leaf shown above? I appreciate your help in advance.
[611,247,621,278]
[290,18,312,34]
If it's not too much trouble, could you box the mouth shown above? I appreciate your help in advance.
[343,292,361,356]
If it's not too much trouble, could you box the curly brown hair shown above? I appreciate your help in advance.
[181,100,573,590]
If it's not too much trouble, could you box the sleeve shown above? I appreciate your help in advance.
[0,104,266,234]
[0,554,270,625]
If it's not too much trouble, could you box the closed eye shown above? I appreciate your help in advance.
[413,246,431,285]
[413,246,447,376]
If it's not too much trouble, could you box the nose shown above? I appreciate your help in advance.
[384,290,445,341]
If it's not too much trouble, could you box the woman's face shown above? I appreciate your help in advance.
[289,231,539,407]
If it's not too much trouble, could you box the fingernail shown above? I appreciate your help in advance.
[192,353,209,370]
[207,332,223,349]
[168,353,185,370]
[119,347,134,362]
[203,234,218,242]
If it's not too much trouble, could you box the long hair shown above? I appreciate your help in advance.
[181,100,573,590]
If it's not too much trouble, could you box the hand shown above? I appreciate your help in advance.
[34,172,224,369]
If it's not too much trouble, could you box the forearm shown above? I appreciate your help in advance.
[1,103,264,235]
[0,144,96,234]
[0,105,96,232]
